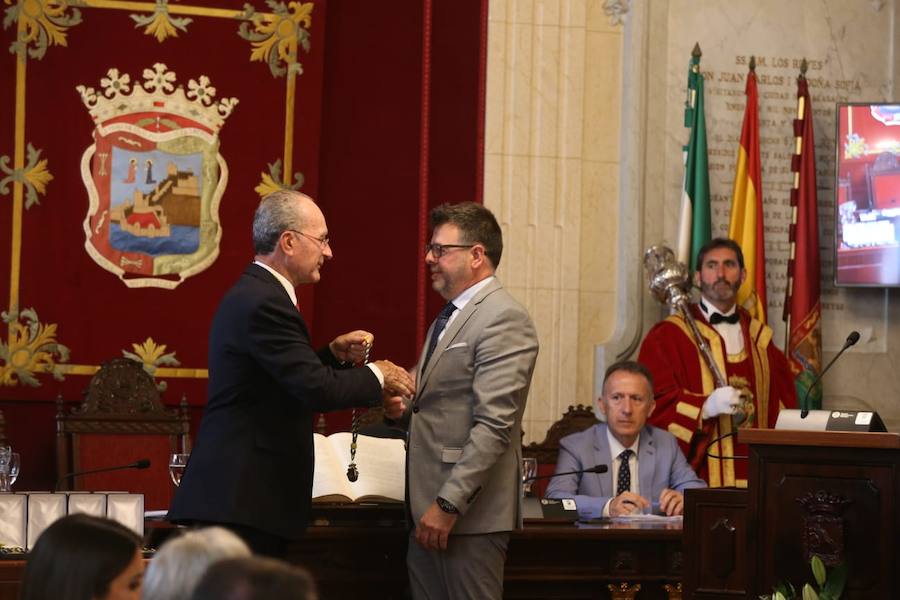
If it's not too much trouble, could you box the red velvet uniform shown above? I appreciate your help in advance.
[638,304,796,487]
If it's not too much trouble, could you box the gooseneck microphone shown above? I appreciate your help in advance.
[54,458,151,492]
[800,331,860,419]
[524,464,608,482]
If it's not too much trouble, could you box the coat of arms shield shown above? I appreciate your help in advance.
[78,64,238,289]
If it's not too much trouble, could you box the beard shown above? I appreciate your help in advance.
[700,277,740,305]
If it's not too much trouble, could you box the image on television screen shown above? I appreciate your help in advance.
[835,103,900,286]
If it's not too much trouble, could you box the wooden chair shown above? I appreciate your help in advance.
[55,358,190,510]
[866,151,900,210]
[523,405,599,497]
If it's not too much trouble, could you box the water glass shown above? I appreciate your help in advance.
[0,446,10,493]
[522,457,538,497]
[8,453,19,488]
[169,453,190,487]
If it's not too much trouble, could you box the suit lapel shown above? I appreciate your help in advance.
[637,426,657,498]
[416,278,502,393]
[593,425,614,497]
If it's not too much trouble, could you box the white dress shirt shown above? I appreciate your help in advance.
[700,297,744,355]
[601,429,640,517]
[437,276,495,343]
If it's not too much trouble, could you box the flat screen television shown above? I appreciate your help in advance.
[834,103,900,286]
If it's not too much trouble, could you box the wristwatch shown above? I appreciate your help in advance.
[436,496,459,514]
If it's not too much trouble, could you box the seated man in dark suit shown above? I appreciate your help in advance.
[545,360,705,519]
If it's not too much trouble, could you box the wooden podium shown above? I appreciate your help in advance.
[685,429,900,599]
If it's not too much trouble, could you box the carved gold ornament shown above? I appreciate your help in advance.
[0,143,53,209]
[3,0,83,59]
[238,0,312,77]
[123,337,181,391]
[130,0,192,43]
[255,159,304,197]
[0,308,69,386]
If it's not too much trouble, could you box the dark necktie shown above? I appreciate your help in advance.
[709,312,740,325]
[616,449,634,496]
[423,302,456,367]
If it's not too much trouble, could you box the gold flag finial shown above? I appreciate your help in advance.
[692,42,702,58]
[749,56,756,72]
[800,58,809,77]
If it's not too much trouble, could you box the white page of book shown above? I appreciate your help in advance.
[312,433,353,499]
[313,432,406,501]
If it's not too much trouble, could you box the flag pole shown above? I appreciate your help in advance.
[783,58,823,410]
[783,58,809,349]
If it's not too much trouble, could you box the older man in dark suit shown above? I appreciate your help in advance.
[169,191,413,557]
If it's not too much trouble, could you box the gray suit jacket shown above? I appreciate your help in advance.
[406,278,539,535]
[544,423,706,520]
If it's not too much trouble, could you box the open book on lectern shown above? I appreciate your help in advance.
[311,432,406,503]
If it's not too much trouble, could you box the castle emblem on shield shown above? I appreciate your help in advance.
[77,64,238,288]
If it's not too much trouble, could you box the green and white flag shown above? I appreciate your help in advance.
[676,43,711,272]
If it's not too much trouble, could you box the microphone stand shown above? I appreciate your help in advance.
[524,464,608,482]
[55,459,151,492]
[800,331,860,418]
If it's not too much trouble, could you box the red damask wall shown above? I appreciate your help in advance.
[0,0,486,490]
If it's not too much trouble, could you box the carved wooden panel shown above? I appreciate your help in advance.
[683,487,749,599]
[746,431,900,599]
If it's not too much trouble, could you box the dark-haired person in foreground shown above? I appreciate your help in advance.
[190,556,317,600]
[169,190,414,557]
[638,237,796,487]
[20,513,143,600]
[394,202,539,600]
[545,360,705,519]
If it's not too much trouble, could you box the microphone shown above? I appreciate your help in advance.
[54,459,152,492]
[800,331,860,419]
[524,464,608,482]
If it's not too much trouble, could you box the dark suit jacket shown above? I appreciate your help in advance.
[168,263,382,539]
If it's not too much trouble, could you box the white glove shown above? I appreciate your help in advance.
[702,386,741,419]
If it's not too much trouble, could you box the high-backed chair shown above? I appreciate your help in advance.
[523,405,599,498]
[55,358,190,510]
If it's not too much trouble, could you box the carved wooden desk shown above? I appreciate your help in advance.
[295,505,684,600]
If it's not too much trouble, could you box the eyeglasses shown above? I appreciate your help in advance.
[288,229,330,249]
[424,243,474,259]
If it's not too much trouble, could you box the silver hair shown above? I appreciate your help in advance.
[251,190,310,255]
[141,526,251,600]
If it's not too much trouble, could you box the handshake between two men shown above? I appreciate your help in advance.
[328,329,412,419]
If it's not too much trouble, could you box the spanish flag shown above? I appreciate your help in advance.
[727,58,767,322]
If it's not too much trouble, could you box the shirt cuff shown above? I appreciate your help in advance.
[602,498,612,518]
[366,363,384,387]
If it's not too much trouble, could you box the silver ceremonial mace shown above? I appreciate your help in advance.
[643,245,747,426]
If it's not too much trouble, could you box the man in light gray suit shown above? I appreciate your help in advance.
[546,360,705,520]
[402,202,539,600]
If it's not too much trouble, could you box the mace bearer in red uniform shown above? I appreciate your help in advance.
[638,238,797,488]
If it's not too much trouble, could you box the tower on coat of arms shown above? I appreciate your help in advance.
[77,64,238,289]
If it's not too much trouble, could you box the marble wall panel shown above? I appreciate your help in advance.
[485,0,624,442]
